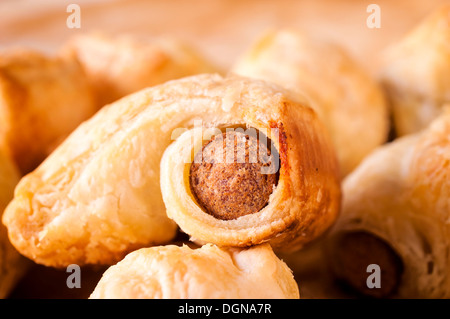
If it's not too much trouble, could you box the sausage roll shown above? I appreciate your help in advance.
[0,49,97,174]
[63,32,219,107]
[232,29,389,177]
[2,74,340,267]
[325,107,450,298]
[90,243,300,299]
[379,5,450,136]
[159,75,340,251]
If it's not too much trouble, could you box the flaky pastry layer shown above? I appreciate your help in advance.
[326,109,450,298]
[3,74,340,267]
[90,243,300,299]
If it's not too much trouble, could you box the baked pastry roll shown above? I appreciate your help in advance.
[159,75,340,252]
[90,243,300,299]
[0,49,97,174]
[3,74,340,267]
[64,32,219,107]
[325,108,450,298]
[232,29,389,177]
[0,149,30,298]
[379,5,450,136]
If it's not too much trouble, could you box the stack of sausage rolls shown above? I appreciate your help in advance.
[0,5,448,299]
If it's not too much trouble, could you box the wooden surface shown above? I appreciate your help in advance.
[1,0,449,75]
[1,0,449,299]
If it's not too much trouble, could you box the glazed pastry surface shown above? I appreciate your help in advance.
[232,29,389,177]
[3,74,340,267]
[325,108,450,298]
[90,243,300,299]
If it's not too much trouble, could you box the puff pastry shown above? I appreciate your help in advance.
[64,32,219,107]
[325,108,450,298]
[89,243,300,299]
[0,49,97,174]
[232,29,389,177]
[379,5,450,136]
[159,75,340,252]
[3,74,340,267]
[0,149,29,298]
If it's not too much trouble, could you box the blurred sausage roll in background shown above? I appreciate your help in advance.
[0,49,97,174]
[0,33,219,175]
[379,5,450,137]
[232,29,389,177]
[325,108,450,298]
[63,32,220,107]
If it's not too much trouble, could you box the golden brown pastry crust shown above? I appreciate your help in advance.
[64,32,219,107]
[89,243,300,299]
[232,29,389,177]
[379,5,450,136]
[159,74,341,252]
[3,74,340,267]
[325,108,450,298]
[0,149,29,298]
[0,49,97,174]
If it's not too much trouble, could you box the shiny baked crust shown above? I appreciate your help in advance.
[379,5,450,136]
[232,29,389,177]
[2,74,340,267]
[325,108,450,298]
[0,49,97,174]
[89,243,300,299]
[159,74,341,252]
[0,149,29,298]
[64,32,219,107]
